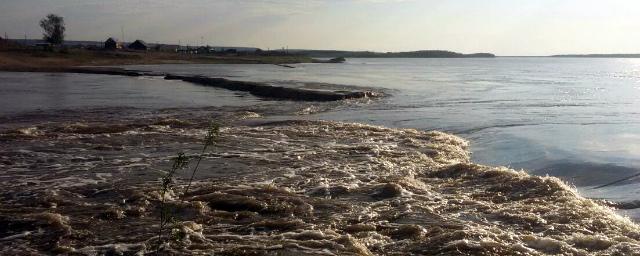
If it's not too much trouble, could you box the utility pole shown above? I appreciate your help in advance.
[121,26,125,43]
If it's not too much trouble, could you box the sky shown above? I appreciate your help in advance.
[1,0,639,56]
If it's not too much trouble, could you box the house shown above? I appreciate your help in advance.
[176,46,197,54]
[0,36,8,48]
[0,37,22,49]
[154,44,179,52]
[196,46,212,54]
[35,42,53,50]
[104,37,122,50]
[128,40,148,51]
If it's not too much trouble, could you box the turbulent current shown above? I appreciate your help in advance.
[1,102,639,255]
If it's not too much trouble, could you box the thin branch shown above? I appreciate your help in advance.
[184,123,219,195]
[593,172,640,189]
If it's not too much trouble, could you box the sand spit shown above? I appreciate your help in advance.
[1,116,639,255]
[164,74,381,101]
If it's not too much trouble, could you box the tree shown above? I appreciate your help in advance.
[39,14,65,45]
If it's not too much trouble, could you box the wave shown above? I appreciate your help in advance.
[1,119,638,255]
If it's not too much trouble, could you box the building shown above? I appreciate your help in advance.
[176,46,197,54]
[196,46,213,54]
[104,37,122,50]
[154,44,179,52]
[0,36,9,49]
[128,40,148,51]
[35,42,53,50]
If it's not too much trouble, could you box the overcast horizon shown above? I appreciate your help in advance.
[2,0,640,56]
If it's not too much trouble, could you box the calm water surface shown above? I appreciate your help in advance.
[0,72,260,115]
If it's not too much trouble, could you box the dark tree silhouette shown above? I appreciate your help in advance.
[39,14,65,45]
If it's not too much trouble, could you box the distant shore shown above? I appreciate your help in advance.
[552,54,640,58]
[294,49,496,58]
[0,45,500,73]
[0,48,316,72]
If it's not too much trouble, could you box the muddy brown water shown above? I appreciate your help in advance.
[1,103,639,255]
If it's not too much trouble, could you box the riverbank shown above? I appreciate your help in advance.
[0,49,315,72]
[0,103,639,255]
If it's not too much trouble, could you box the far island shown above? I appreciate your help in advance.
[552,54,640,58]
[291,49,496,58]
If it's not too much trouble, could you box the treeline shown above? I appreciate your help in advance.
[293,50,495,58]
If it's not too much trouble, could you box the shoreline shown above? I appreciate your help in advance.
[0,48,318,68]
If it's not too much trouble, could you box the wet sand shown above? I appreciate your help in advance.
[1,104,639,255]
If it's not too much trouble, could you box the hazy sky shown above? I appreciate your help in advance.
[1,0,639,55]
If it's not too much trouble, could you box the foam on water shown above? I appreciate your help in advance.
[1,116,639,255]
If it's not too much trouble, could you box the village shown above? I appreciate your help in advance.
[101,37,270,55]
[0,34,287,56]
[0,34,319,71]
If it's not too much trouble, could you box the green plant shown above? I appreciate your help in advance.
[157,152,190,253]
[184,123,220,195]
[156,122,220,254]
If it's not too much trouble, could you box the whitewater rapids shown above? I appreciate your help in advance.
[0,113,639,255]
